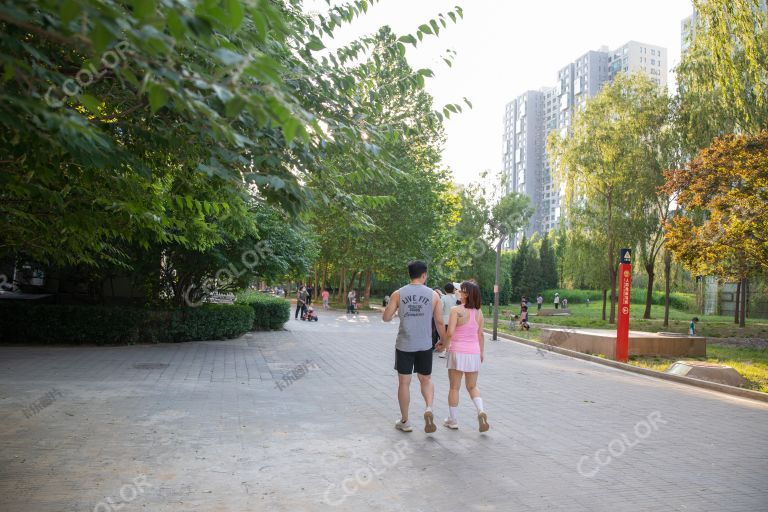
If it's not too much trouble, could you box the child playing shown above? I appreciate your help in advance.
[519,306,530,331]
[689,317,699,335]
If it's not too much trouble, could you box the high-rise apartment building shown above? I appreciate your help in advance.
[502,41,667,246]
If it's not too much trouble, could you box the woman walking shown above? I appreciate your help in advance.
[436,281,489,432]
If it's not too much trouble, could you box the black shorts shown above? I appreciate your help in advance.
[395,348,433,376]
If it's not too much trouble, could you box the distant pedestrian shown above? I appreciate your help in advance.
[295,286,309,320]
[519,305,530,331]
[586,297,590,307]
[536,294,543,312]
[383,294,391,307]
[562,297,568,310]
[346,289,356,314]
[554,293,560,309]
[438,283,459,359]
[306,285,313,305]
[321,288,330,310]
[689,317,699,335]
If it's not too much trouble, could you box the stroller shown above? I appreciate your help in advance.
[302,306,319,322]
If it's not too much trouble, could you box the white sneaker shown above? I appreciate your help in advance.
[443,418,459,430]
[395,419,413,432]
[438,351,447,359]
[478,411,490,432]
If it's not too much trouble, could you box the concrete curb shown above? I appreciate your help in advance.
[485,329,768,404]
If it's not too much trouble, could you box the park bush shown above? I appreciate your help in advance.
[235,291,291,330]
[0,303,253,345]
[162,304,255,342]
[540,289,696,312]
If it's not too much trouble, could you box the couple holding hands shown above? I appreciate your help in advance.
[383,260,489,434]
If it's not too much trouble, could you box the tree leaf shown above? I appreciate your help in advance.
[79,94,100,115]
[148,84,168,113]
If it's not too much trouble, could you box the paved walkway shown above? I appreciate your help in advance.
[0,311,766,511]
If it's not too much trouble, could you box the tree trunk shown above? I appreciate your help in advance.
[643,263,654,320]
[363,269,372,307]
[609,262,617,324]
[492,240,502,341]
[347,270,358,296]
[337,269,345,302]
[739,277,747,328]
[321,262,328,294]
[606,192,616,324]
[663,250,671,327]
[356,270,363,292]
[601,289,607,321]
[746,279,751,318]
[734,280,741,324]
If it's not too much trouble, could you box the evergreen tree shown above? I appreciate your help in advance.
[539,233,558,289]
[519,239,542,298]
[508,235,527,300]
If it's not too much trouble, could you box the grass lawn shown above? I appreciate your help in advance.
[487,303,768,340]
[629,344,768,393]
[485,304,768,394]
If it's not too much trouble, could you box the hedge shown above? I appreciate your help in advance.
[0,303,254,345]
[538,289,696,312]
[235,291,290,330]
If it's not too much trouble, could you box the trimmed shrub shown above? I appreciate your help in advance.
[235,291,290,330]
[164,304,254,342]
[0,303,253,345]
[540,289,696,312]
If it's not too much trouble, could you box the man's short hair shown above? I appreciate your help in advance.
[444,283,455,294]
[407,260,428,279]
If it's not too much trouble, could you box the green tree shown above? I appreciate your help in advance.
[538,233,558,290]
[680,0,768,136]
[0,0,464,275]
[489,192,533,339]
[549,73,667,324]
[305,26,461,304]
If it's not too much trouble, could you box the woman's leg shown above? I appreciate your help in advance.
[448,369,463,407]
[465,371,489,431]
[464,371,481,400]
[446,369,463,426]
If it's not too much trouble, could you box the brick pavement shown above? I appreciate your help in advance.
[0,311,766,511]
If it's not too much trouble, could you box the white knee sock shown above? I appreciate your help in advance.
[472,397,484,413]
[449,406,458,421]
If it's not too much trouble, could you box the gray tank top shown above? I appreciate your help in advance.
[395,284,434,352]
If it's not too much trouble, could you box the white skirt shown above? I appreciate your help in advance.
[446,351,481,372]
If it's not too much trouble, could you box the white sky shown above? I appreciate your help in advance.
[308,0,694,185]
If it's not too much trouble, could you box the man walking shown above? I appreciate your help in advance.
[536,294,543,312]
[383,261,446,434]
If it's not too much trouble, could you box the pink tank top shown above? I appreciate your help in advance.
[450,308,480,355]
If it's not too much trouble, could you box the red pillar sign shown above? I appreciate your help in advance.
[616,249,632,362]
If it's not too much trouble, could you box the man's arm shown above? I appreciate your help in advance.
[382,290,400,322]
[432,291,446,339]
